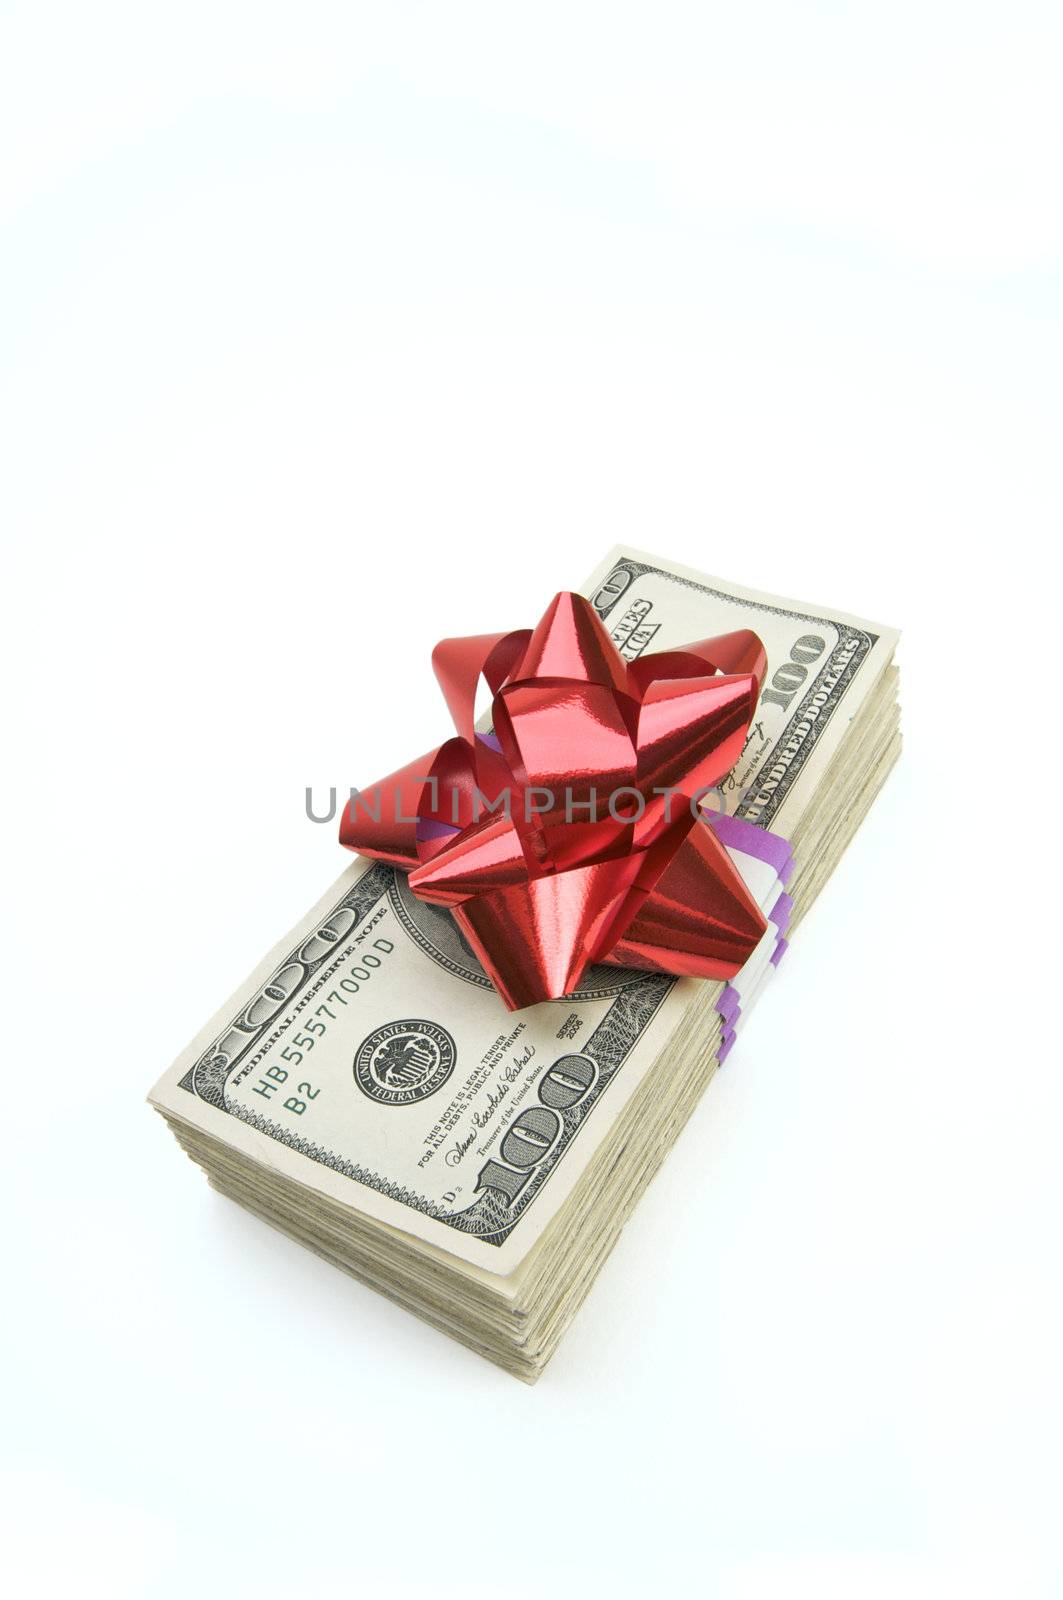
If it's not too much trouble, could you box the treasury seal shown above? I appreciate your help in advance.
[353,1019,457,1106]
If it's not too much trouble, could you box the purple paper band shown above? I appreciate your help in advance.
[707,810,792,874]
[416,817,461,842]
[715,881,794,1062]
[717,983,742,1025]
[770,891,793,934]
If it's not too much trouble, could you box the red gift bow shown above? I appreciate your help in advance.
[340,592,769,1010]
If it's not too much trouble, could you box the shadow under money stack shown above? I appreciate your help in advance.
[151,549,900,1381]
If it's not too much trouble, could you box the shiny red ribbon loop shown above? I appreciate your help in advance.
[340,592,769,1010]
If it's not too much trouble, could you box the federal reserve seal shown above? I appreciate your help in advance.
[353,1019,456,1106]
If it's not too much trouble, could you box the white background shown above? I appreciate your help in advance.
[2,4,1060,1596]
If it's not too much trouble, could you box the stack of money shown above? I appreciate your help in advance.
[150,549,901,1381]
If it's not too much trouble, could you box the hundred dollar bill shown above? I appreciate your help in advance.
[150,548,899,1275]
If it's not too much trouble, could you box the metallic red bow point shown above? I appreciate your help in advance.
[340,593,769,1009]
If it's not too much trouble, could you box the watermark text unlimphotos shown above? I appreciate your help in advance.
[305,781,761,826]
